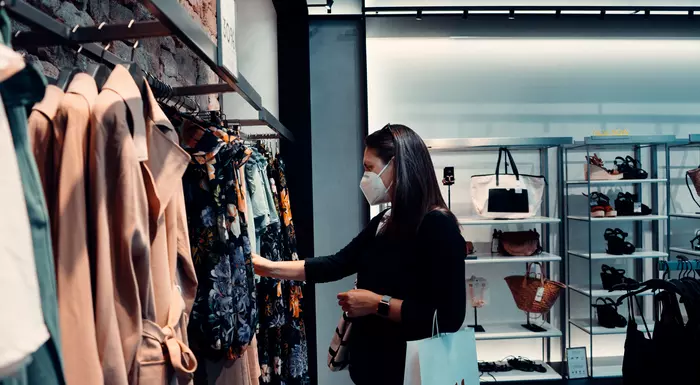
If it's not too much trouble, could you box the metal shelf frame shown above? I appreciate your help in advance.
[3,0,293,141]
[428,136,570,379]
[563,135,673,379]
[667,134,700,276]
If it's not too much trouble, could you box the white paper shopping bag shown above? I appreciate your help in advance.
[403,312,479,385]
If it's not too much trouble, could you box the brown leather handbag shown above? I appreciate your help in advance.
[494,229,542,256]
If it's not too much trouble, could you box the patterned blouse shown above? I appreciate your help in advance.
[182,126,258,362]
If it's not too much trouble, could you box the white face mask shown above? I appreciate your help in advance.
[360,159,393,205]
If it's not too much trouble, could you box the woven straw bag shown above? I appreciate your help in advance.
[504,262,565,314]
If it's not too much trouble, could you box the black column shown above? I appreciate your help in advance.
[272,1,317,384]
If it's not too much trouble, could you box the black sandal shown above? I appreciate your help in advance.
[614,156,648,180]
[592,298,627,328]
[600,264,637,290]
[615,192,651,216]
[507,357,547,373]
[604,228,636,255]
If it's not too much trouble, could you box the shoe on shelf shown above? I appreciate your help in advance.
[614,156,648,180]
[506,357,547,373]
[604,228,636,255]
[585,154,624,181]
[600,264,637,290]
[615,192,651,216]
[584,192,617,217]
[689,230,700,251]
[592,298,627,328]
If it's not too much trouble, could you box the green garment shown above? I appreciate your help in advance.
[0,8,65,385]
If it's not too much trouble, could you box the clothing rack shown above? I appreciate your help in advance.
[3,0,293,141]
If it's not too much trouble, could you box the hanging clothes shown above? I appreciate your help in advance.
[88,64,152,385]
[0,62,49,380]
[181,123,258,373]
[38,73,104,385]
[26,84,63,251]
[0,10,65,384]
[137,80,198,384]
[256,153,310,385]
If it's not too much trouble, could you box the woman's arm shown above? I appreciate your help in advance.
[253,257,306,281]
[253,212,383,283]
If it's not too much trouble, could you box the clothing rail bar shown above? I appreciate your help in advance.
[224,108,294,142]
[12,21,171,48]
[4,0,294,142]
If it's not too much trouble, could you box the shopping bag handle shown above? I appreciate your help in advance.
[432,310,440,338]
[495,147,521,186]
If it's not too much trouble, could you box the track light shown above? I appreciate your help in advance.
[326,0,333,13]
[416,10,422,20]
[509,10,515,20]
[555,9,561,18]
[462,10,468,19]
[599,9,606,19]
[689,10,695,18]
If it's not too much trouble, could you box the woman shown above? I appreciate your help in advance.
[253,124,466,385]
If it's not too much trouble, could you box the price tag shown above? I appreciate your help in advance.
[634,202,642,213]
[534,287,545,302]
[515,179,523,194]
[217,0,238,78]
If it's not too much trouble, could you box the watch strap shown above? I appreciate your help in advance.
[378,295,392,316]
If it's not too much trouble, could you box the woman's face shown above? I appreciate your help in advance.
[363,147,394,193]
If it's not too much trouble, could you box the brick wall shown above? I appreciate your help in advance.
[18,0,219,110]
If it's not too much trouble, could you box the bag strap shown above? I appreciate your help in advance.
[502,147,521,179]
[686,172,700,209]
[522,262,544,287]
[432,310,440,338]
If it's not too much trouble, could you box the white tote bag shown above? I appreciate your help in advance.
[403,312,479,385]
[471,147,545,219]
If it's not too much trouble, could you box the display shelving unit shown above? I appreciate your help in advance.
[425,136,572,382]
[562,135,673,378]
[668,134,700,260]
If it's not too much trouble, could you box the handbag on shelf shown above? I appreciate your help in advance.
[471,147,545,219]
[686,166,700,208]
[504,262,565,314]
[493,229,542,256]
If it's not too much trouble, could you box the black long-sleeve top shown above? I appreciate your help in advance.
[305,210,467,385]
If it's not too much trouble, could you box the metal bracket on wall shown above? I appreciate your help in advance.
[3,0,294,142]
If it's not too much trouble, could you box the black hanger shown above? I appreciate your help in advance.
[121,39,145,96]
[56,43,83,91]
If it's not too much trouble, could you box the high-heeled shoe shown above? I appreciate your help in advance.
[614,156,648,180]
[583,192,616,217]
[600,264,637,290]
[592,298,627,328]
[604,228,636,255]
[585,154,624,181]
[615,192,651,216]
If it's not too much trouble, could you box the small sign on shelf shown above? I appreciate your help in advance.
[566,347,588,379]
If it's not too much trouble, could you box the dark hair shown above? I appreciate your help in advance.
[365,124,458,238]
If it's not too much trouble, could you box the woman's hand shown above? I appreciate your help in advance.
[338,289,381,318]
[252,253,273,277]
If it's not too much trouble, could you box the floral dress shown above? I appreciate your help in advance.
[182,127,258,364]
[256,153,310,385]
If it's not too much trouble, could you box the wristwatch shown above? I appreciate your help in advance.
[377,295,392,317]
